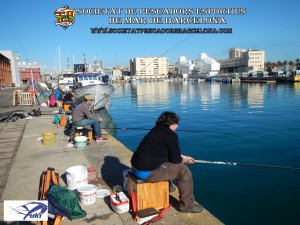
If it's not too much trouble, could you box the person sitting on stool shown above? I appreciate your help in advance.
[72,94,107,142]
[131,111,203,213]
[63,89,77,109]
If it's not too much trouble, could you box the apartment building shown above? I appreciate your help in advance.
[219,48,265,73]
[0,50,21,87]
[130,57,169,78]
[0,53,12,88]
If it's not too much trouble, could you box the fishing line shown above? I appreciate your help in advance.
[91,84,123,110]
[102,127,230,134]
[134,34,194,76]
[194,160,300,170]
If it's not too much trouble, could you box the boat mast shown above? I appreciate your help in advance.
[58,46,61,74]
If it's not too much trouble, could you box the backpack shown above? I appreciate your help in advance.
[38,167,63,225]
[31,108,41,117]
[49,94,57,107]
[38,167,86,224]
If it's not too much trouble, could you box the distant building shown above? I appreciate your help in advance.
[19,61,41,83]
[219,48,265,73]
[0,50,21,87]
[0,53,12,87]
[173,53,220,78]
[130,57,169,79]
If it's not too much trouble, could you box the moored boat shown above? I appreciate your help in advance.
[74,84,115,110]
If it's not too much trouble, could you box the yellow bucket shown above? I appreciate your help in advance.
[42,132,57,146]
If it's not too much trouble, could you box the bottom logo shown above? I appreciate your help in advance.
[4,200,48,221]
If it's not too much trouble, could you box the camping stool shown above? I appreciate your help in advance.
[128,173,169,211]
[63,103,71,113]
[73,126,93,142]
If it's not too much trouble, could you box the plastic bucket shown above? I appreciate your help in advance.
[66,165,88,190]
[42,132,57,146]
[60,117,67,126]
[77,184,97,205]
[74,136,87,149]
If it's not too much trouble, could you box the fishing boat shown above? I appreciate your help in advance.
[58,72,107,90]
[74,83,115,110]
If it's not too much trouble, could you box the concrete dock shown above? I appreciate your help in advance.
[0,88,224,225]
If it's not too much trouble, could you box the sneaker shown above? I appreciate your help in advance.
[179,203,204,213]
[96,137,108,142]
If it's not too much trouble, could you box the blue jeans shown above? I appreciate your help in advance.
[74,119,102,138]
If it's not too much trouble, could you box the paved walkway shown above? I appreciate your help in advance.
[0,88,224,225]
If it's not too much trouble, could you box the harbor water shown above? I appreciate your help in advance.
[102,80,300,225]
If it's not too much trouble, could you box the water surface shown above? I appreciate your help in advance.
[105,81,300,225]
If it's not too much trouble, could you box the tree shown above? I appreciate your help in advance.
[288,60,294,70]
[277,61,282,71]
[283,60,288,71]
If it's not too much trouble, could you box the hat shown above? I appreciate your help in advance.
[71,89,77,93]
[84,94,94,101]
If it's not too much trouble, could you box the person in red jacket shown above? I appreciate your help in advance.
[131,111,203,213]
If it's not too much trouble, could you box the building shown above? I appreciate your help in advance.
[0,50,21,87]
[173,53,220,78]
[0,53,12,88]
[19,61,41,84]
[130,57,169,79]
[219,48,265,73]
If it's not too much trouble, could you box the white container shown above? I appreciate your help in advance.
[66,165,88,190]
[77,184,97,205]
[110,192,129,214]
[74,136,87,149]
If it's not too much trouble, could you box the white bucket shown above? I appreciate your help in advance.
[66,165,88,190]
[74,136,87,149]
[77,184,97,205]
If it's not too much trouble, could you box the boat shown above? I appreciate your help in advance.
[74,83,115,110]
[58,72,107,91]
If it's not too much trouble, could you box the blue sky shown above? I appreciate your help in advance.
[1,0,299,73]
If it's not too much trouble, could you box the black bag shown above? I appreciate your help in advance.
[32,108,41,117]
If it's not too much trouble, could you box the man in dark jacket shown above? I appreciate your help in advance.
[63,90,76,103]
[131,111,203,213]
[72,94,107,142]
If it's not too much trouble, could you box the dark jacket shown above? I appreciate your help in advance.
[131,125,182,171]
[63,92,75,102]
[72,102,97,123]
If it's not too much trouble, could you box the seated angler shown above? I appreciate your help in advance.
[72,94,107,142]
[131,111,203,213]
[63,89,77,110]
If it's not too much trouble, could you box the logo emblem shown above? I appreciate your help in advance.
[54,5,75,30]
[4,200,48,221]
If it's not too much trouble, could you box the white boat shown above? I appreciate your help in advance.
[74,83,115,110]
[58,72,105,91]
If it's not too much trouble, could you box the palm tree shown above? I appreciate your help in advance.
[296,59,300,70]
[288,60,294,70]
[277,61,282,71]
[283,60,288,71]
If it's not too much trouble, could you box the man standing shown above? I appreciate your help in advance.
[72,94,107,142]
[131,111,203,213]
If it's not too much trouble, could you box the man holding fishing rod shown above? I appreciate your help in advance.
[131,111,203,213]
[72,94,107,142]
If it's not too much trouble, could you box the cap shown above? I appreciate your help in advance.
[84,94,94,101]
[71,89,77,93]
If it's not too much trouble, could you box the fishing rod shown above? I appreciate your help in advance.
[102,127,231,134]
[194,160,300,170]
[91,84,123,110]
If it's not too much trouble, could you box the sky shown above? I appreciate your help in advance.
[1,0,299,73]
